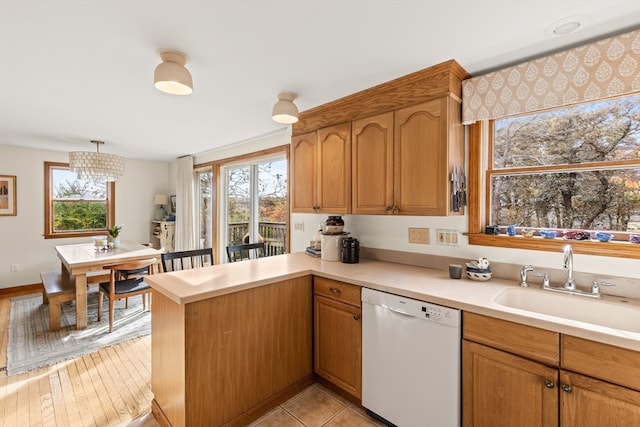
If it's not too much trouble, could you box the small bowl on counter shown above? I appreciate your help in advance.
[465,266,492,281]
[594,231,613,242]
[539,229,558,239]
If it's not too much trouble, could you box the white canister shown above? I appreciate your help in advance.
[321,234,347,262]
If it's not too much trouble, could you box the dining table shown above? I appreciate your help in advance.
[55,241,162,329]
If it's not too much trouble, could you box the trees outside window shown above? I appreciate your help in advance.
[44,162,115,238]
[490,94,640,240]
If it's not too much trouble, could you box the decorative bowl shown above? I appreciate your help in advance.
[594,232,613,242]
[563,230,591,240]
[539,229,558,239]
[521,228,535,237]
[466,269,492,281]
[629,234,640,244]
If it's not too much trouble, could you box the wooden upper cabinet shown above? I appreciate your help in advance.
[394,96,463,215]
[291,131,318,213]
[291,123,351,214]
[352,112,394,214]
[317,122,351,214]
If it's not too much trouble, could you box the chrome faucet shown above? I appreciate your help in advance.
[562,245,576,291]
[520,265,534,287]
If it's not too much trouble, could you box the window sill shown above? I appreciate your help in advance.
[467,233,640,259]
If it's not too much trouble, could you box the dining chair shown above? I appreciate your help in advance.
[226,242,265,262]
[161,248,214,272]
[98,258,158,332]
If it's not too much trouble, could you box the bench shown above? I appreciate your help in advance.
[40,271,76,332]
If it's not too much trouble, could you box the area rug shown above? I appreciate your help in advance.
[5,287,150,376]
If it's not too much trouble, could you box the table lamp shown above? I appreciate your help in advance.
[154,194,170,220]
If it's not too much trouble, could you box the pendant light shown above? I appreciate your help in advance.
[154,50,193,95]
[69,140,125,182]
[272,92,299,124]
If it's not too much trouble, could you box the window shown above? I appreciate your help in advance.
[468,94,640,259]
[195,166,213,249]
[44,162,115,238]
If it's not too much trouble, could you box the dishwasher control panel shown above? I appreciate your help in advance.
[361,287,460,328]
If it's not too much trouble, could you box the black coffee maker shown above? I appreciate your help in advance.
[341,237,360,263]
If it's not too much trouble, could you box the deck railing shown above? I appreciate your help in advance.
[228,221,287,257]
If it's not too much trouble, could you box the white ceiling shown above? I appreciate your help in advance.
[1,1,639,162]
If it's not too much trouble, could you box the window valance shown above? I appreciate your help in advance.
[462,29,640,125]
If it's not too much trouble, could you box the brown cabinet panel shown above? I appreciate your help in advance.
[318,122,351,213]
[560,370,640,427]
[291,132,318,213]
[463,340,559,427]
[463,312,560,366]
[314,295,362,399]
[352,112,394,214]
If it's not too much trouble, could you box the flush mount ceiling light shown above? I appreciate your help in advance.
[69,140,125,182]
[154,50,193,95]
[272,92,299,124]
[545,15,588,37]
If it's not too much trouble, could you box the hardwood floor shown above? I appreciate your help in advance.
[0,297,153,427]
[1,296,384,427]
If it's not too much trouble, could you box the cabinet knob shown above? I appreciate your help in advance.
[561,384,572,393]
[544,380,555,389]
[353,314,360,321]
[329,287,341,294]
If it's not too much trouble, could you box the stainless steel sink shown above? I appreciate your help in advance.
[494,288,640,333]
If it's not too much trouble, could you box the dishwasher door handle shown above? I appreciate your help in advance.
[385,305,415,318]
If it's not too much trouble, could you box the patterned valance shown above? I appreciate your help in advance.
[462,29,640,125]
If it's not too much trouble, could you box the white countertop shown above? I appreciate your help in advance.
[145,252,640,351]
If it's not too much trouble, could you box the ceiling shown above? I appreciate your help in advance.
[1,1,639,162]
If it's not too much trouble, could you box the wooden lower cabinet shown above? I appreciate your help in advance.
[151,276,313,427]
[463,340,558,427]
[313,277,362,399]
[463,313,640,427]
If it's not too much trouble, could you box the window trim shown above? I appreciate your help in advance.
[44,161,116,239]
[467,121,640,260]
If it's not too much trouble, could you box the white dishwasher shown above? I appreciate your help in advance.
[361,287,461,427]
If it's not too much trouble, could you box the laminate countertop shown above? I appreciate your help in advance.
[145,252,640,351]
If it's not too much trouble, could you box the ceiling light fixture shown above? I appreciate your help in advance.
[553,21,581,36]
[272,92,299,124]
[69,140,125,182]
[154,50,193,95]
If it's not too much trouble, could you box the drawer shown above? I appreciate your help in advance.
[313,277,361,307]
[464,312,560,366]
[562,335,640,391]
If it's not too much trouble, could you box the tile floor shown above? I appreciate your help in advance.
[248,383,386,427]
[128,383,386,427]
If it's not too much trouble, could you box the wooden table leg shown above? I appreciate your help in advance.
[75,273,88,329]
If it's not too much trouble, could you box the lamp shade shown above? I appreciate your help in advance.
[272,92,299,124]
[154,51,193,95]
[154,194,170,205]
[69,141,124,182]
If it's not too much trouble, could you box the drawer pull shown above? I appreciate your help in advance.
[329,287,341,294]
[544,380,555,389]
[561,384,572,393]
[353,314,360,321]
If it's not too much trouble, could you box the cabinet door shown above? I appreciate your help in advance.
[291,131,318,213]
[352,112,394,214]
[560,370,640,427]
[317,122,351,213]
[463,340,558,427]
[314,294,361,398]
[394,98,447,215]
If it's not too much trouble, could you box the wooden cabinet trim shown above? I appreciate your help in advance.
[464,312,560,366]
[313,276,361,307]
[562,335,640,391]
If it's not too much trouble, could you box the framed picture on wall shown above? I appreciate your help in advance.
[170,195,176,214]
[0,175,17,216]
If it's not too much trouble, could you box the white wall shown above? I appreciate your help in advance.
[0,144,171,288]
[290,212,640,280]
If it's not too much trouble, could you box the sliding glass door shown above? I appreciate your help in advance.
[220,154,287,261]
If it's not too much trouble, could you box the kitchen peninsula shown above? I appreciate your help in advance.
[146,252,639,427]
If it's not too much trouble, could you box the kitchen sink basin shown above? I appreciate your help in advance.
[494,288,640,333]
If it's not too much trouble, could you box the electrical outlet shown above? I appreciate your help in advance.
[408,227,430,244]
[294,222,304,231]
[10,264,19,272]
